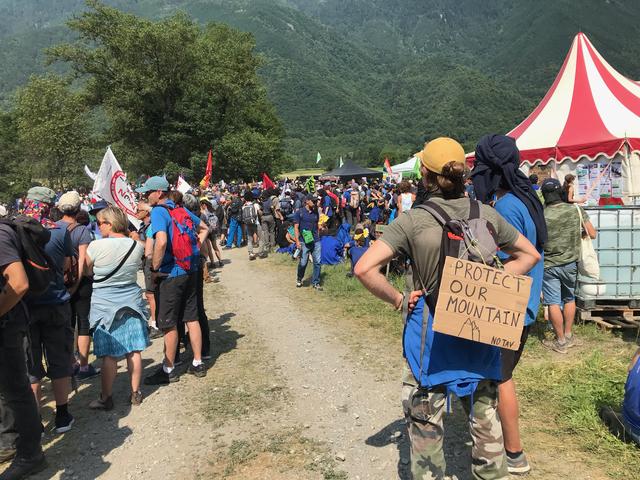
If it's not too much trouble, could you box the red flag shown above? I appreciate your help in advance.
[384,157,393,176]
[200,149,213,189]
[262,172,276,190]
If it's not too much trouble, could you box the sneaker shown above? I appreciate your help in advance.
[296,280,303,288]
[222,246,233,250]
[89,395,114,411]
[0,447,16,464]
[542,337,568,354]
[144,366,179,385]
[0,453,47,480]
[130,391,144,406]
[565,333,583,348]
[148,327,163,340]
[312,284,323,291]
[54,412,74,434]
[249,254,256,261]
[259,252,268,259]
[506,451,531,475]
[187,363,207,378]
[77,364,101,381]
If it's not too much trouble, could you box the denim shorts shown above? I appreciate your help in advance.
[542,261,578,306]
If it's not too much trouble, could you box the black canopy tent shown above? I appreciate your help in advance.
[319,160,383,181]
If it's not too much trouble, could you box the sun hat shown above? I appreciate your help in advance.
[26,186,56,204]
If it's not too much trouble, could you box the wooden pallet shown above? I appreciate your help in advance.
[578,307,640,332]
[577,297,640,310]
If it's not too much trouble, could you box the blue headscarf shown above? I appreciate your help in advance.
[472,135,547,248]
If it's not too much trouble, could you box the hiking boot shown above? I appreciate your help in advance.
[542,337,568,354]
[506,451,531,475]
[144,366,179,385]
[249,254,256,261]
[187,363,207,378]
[130,391,144,406]
[599,406,627,439]
[296,280,303,288]
[89,396,114,411]
[77,364,100,381]
[0,447,16,464]
[54,412,74,434]
[0,453,47,480]
[312,284,323,291]
[565,333,583,348]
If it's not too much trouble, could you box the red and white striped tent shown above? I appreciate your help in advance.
[469,33,640,202]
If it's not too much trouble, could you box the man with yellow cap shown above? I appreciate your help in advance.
[354,138,541,480]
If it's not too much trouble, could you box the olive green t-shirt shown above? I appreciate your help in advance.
[380,197,520,292]
[543,202,589,268]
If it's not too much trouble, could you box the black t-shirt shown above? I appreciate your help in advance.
[0,223,27,324]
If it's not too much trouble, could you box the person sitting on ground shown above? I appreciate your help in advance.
[540,178,596,354]
[600,347,640,446]
[344,225,370,278]
[85,207,149,410]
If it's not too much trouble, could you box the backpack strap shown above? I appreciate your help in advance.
[415,201,453,226]
[469,198,480,220]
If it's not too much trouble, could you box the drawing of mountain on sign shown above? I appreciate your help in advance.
[458,318,481,342]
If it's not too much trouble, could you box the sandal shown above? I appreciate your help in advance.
[89,395,114,411]
[130,391,144,406]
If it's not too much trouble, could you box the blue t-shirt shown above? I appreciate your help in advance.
[369,206,382,223]
[28,226,73,305]
[495,192,544,327]
[151,200,201,277]
[623,354,640,433]
[349,244,368,271]
[323,195,333,217]
[56,220,93,256]
[292,207,319,242]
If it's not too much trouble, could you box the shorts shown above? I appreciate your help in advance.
[155,273,198,330]
[142,257,154,293]
[28,303,74,383]
[500,325,530,382]
[542,261,578,306]
[71,277,92,336]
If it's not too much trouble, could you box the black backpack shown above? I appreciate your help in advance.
[0,215,56,296]
[228,198,242,216]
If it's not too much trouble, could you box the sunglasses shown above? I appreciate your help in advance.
[97,220,111,226]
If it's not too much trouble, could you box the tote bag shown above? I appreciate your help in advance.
[575,204,600,279]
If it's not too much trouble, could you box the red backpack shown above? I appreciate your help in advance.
[157,204,197,272]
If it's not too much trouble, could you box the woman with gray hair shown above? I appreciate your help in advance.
[85,206,149,409]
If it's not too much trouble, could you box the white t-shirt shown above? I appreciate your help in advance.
[87,238,144,288]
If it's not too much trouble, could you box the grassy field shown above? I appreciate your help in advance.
[278,168,325,179]
[269,254,640,479]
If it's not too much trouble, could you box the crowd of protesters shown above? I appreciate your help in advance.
[0,135,639,480]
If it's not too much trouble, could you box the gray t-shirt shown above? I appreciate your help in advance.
[56,220,93,256]
[380,196,520,292]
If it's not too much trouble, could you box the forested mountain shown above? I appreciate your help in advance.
[1,0,640,166]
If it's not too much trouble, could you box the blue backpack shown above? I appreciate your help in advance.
[623,355,640,434]
[402,199,502,396]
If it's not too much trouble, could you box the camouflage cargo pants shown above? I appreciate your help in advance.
[402,369,508,480]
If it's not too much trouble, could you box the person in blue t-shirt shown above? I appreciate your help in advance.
[600,347,640,446]
[136,177,209,385]
[23,187,76,435]
[344,225,370,277]
[472,134,548,475]
[292,194,322,290]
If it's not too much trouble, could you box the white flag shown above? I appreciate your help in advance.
[92,147,141,228]
[84,165,97,181]
[339,156,344,168]
[176,175,192,194]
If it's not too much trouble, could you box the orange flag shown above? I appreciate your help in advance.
[200,149,213,188]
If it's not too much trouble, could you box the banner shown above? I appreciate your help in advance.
[200,149,213,189]
[316,152,322,164]
[92,147,141,229]
[84,165,97,181]
[384,157,393,176]
[262,173,276,190]
[176,175,192,194]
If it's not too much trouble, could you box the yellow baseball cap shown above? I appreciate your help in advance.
[415,137,465,174]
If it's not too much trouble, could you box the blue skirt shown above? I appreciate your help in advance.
[93,311,150,358]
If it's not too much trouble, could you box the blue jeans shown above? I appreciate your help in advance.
[226,217,243,247]
[297,241,322,285]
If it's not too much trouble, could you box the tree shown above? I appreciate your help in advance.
[0,111,31,203]
[48,0,286,180]
[14,74,94,190]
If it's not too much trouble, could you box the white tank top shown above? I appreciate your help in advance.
[400,193,413,212]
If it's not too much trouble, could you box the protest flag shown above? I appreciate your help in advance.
[176,175,192,194]
[200,149,213,189]
[316,152,322,164]
[305,176,316,193]
[262,173,276,190]
[384,157,393,176]
[339,156,344,168]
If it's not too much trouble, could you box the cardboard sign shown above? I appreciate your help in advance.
[433,257,532,351]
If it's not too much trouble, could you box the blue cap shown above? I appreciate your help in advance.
[136,176,170,193]
[89,200,109,214]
